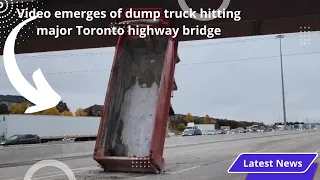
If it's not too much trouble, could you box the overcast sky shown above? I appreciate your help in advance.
[0,32,319,124]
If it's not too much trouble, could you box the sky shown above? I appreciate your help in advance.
[0,32,319,124]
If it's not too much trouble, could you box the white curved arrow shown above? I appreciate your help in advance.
[3,16,61,114]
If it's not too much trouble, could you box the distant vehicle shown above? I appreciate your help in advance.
[228,129,239,134]
[219,130,227,134]
[0,134,41,146]
[235,128,246,133]
[185,122,196,129]
[185,123,215,134]
[203,130,215,135]
[182,129,202,136]
[220,126,231,131]
[266,128,274,132]
[196,124,215,132]
[252,125,259,132]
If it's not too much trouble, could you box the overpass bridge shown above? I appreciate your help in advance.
[0,0,319,54]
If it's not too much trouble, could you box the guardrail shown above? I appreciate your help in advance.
[0,130,318,168]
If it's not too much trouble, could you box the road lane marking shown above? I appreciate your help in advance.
[169,165,202,174]
[135,175,150,179]
[314,149,320,160]
[256,149,268,152]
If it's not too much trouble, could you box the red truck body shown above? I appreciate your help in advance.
[93,9,178,173]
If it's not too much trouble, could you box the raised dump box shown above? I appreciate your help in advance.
[93,9,178,174]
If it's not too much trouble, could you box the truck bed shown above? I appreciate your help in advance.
[98,36,169,158]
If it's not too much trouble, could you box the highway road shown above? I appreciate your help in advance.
[1,130,320,180]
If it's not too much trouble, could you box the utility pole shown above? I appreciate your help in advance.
[276,34,288,130]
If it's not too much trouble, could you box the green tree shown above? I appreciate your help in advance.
[56,101,70,113]
[238,121,247,128]
[203,115,210,124]
[177,123,186,131]
[185,113,194,123]
[0,104,9,114]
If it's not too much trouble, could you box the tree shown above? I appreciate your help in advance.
[0,104,9,114]
[287,122,294,126]
[185,113,194,122]
[61,111,73,116]
[86,107,94,116]
[56,101,70,113]
[40,107,61,115]
[238,121,248,128]
[9,103,29,114]
[203,115,210,124]
[177,123,186,131]
[75,108,87,116]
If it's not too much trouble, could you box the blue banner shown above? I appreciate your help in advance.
[246,163,318,180]
[228,153,318,173]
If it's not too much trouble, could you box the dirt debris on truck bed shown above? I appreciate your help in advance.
[102,36,169,158]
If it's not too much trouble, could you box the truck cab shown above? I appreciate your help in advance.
[185,122,196,129]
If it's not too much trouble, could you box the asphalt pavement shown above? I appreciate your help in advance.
[1,130,320,180]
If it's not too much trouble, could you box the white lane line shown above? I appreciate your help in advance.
[169,165,202,175]
[135,175,150,179]
[314,149,320,160]
[256,149,268,152]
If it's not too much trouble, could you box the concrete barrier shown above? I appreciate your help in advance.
[0,130,318,167]
[12,144,62,162]
[61,141,95,158]
[0,144,62,167]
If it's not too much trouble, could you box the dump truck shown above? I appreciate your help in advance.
[93,8,179,174]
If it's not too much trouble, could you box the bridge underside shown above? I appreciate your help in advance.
[0,0,319,55]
